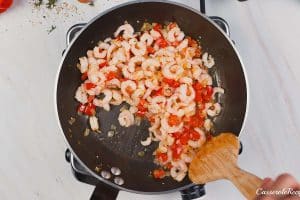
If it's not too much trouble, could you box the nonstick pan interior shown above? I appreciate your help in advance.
[56,1,247,193]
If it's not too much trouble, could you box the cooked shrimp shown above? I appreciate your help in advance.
[75,22,222,182]
[106,44,117,61]
[128,56,145,72]
[148,96,166,114]
[130,41,147,56]
[166,95,185,117]
[141,58,160,76]
[161,113,183,134]
[162,62,184,80]
[109,48,126,65]
[150,29,161,39]
[110,90,123,105]
[106,78,121,89]
[167,27,184,42]
[202,52,215,68]
[206,102,221,117]
[177,39,188,51]
[199,73,213,85]
[79,57,88,73]
[213,87,225,99]
[140,32,154,46]
[75,85,88,104]
[118,109,134,127]
[93,42,109,59]
[88,70,106,84]
[114,23,134,39]
[191,65,202,80]
[121,80,137,97]
[93,89,113,110]
[177,84,195,104]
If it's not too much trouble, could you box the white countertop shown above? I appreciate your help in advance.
[1,0,300,199]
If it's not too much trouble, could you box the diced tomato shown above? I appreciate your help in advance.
[153,23,162,31]
[193,81,203,91]
[77,103,86,113]
[85,82,96,90]
[188,114,204,128]
[165,163,173,170]
[119,77,129,82]
[206,134,212,141]
[153,169,165,179]
[151,87,163,96]
[193,82,213,103]
[171,132,182,140]
[187,36,198,47]
[137,99,148,116]
[156,152,168,163]
[168,114,181,126]
[115,35,124,41]
[202,86,213,102]
[99,61,108,68]
[148,116,155,123]
[87,95,95,103]
[147,46,155,54]
[81,72,88,81]
[195,47,202,57]
[84,103,96,116]
[171,143,183,160]
[125,87,134,95]
[171,41,180,47]
[195,91,203,103]
[106,71,118,81]
[78,0,91,3]
[0,0,13,13]
[189,129,201,140]
[155,38,168,48]
[162,78,180,88]
[179,132,190,145]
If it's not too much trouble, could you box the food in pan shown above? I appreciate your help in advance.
[74,22,224,182]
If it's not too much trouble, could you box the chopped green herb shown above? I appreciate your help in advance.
[46,0,57,9]
[138,151,145,157]
[88,1,94,6]
[141,22,152,32]
[34,0,43,7]
[47,25,56,34]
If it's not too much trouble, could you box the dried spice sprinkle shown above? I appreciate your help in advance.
[47,25,56,34]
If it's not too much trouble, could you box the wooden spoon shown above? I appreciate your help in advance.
[189,133,262,200]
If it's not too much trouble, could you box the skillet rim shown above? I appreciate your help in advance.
[54,0,249,194]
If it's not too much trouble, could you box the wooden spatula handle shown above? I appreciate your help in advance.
[228,167,263,200]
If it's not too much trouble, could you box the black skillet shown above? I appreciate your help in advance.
[55,0,247,199]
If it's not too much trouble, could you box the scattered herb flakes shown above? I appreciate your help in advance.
[137,151,145,157]
[88,1,94,6]
[47,25,56,34]
[46,0,57,9]
[68,117,76,125]
[83,128,90,136]
[34,0,43,7]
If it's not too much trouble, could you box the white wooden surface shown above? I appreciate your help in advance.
[1,0,300,199]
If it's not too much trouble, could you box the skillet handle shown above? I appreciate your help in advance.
[66,23,87,46]
[90,181,119,200]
